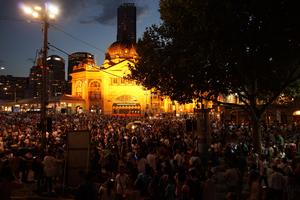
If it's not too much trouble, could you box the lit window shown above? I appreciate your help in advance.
[113,78,118,84]
[121,78,125,84]
[293,110,300,116]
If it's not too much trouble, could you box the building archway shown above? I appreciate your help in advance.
[292,110,300,123]
[88,80,102,112]
[112,95,141,116]
[75,81,83,97]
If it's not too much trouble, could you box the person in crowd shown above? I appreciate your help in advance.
[0,112,299,200]
[146,148,157,172]
[202,171,216,200]
[165,176,176,200]
[0,162,23,200]
[98,176,115,200]
[248,170,261,200]
[42,150,61,194]
[135,164,152,197]
[75,171,98,200]
[269,166,286,200]
[258,155,269,187]
[115,164,130,200]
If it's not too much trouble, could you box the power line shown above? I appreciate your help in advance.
[0,16,106,54]
[100,69,124,78]
[48,43,122,78]
[1,16,122,78]
[0,16,41,24]
[48,43,70,56]
[50,24,106,53]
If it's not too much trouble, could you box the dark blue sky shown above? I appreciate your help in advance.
[0,0,160,77]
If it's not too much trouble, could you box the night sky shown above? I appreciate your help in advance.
[0,0,160,77]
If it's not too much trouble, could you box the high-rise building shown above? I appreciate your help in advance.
[28,63,43,99]
[67,52,94,94]
[0,75,29,101]
[117,3,136,43]
[47,55,66,97]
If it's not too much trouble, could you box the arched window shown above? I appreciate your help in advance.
[89,80,101,100]
[75,81,82,97]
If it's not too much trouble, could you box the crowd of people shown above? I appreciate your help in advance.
[0,112,300,200]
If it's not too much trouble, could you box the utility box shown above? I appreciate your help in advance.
[66,131,90,186]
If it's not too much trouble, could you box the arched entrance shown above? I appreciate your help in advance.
[75,81,83,97]
[112,95,141,116]
[88,80,102,112]
[293,110,300,122]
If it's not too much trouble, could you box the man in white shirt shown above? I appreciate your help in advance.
[146,150,157,171]
[115,165,129,199]
[269,166,286,200]
[43,151,60,193]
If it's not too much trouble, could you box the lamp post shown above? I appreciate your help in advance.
[21,2,59,151]
[14,84,19,103]
[0,66,5,73]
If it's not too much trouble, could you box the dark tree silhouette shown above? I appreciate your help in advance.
[129,0,300,152]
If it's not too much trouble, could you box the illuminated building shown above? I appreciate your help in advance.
[28,60,44,99]
[70,3,195,115]
[47,55,66,97]
[0,75,28,101]
[29,54,66,99]
[67,52,94,94]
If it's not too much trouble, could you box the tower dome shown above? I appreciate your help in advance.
[105,41,138,61]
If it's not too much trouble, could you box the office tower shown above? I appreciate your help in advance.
[117,3,136,43]
[47,55,66,97]
[0,75,29,101]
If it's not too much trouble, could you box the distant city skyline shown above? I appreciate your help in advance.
[0,0,161,77]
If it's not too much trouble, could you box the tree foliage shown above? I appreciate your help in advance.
[131,0,300,102]
[129,0,300,151]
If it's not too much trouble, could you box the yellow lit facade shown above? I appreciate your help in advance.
[70,41,196,115]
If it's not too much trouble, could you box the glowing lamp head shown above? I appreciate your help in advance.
[22,5,33,15]
[20,2,59,20]
[46,3,59,16]
[48,13,56,19]
[32,11,40,18]
[34,6,42,11]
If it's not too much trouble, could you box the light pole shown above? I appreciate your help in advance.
[21,2,59,151]
[14,84,19,103]
[0,66,5,76]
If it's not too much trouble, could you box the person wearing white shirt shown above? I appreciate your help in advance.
[146,150,157,171]
[269,166,286,200]
[115,165,129,200]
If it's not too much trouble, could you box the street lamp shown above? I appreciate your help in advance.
[0,66,5,75]
[21,2,59,151]
[14,84,19,103]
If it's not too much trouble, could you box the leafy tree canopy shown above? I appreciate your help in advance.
[130,0,300,111]
[129,0,300,152]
